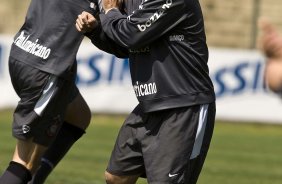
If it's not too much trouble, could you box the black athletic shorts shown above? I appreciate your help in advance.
[9,57,79,146]
[106,102,216,184]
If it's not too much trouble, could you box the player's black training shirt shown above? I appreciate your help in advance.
[88,0,216,112]
[9,0,94,77]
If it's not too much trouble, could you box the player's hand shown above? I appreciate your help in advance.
[258,18,282,91]
[258,18,282,61]
[102,0,123,14]
[76,11,98,33]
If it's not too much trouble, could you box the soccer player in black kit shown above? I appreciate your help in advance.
[76,0,216,183]
[0,0,98,184]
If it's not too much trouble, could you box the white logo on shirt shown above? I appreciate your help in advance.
[133,81,157,97]
[137,0,172,32]
[14,31,51,60]
[169,35,185,42]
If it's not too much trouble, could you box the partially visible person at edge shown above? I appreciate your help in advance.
[76,0,216,183]
[259,18,282,94]
[0,0,99,183]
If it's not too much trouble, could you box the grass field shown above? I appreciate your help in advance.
[1,110,282,184]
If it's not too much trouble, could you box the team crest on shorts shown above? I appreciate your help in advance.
[22,124,31,134]
[46,116,61,137]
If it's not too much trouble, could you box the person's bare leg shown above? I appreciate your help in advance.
[13,139,47,173]
[64,92,91,130]
[0,139,47,184]
[105,171,140,184]
[29,93,91,184]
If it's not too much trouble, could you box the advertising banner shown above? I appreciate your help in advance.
[1,35,282,123]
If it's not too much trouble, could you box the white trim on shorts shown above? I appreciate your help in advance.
[34,75,58,116]
[190,104,209,159]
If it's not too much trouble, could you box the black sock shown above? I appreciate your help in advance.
[0,161,32,184]
[29,122,85,184]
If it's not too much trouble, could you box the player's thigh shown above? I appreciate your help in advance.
[64,91,91,129]
[32,72,83,145]
[188,102,216,184]
[106,105,146,176]
[142,103,215,184]
[9,58,52,143]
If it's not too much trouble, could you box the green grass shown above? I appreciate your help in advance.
[1,110,282,183]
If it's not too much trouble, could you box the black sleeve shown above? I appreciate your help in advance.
[99,0,187,49]
[85,23,129,58]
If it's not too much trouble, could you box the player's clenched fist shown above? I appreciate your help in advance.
[258,18,282,91]
[76,11,97,33]
[259,18,282,59]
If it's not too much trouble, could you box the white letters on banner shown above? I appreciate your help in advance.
[1,35,282,123]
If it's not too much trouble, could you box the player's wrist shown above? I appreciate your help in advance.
[104,7,118,14]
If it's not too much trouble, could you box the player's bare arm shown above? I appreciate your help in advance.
[258,18,282,91]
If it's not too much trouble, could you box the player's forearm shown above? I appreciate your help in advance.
[86,24,129,58]
[99,0,186,48]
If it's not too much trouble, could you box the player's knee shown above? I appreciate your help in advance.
[105,171,124,184]
[65,96,91,129]
[105,171,138,184]
[79,105,91,130]
[73,93,91,123]
[105,171,115,184]
[84,104,91,124]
